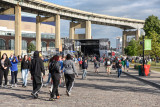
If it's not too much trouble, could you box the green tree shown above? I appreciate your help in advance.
[124,39,139,56]
[143,15,160,41]
[143,15,160,59]
[27,43,36,53]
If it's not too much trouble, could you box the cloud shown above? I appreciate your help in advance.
[44,0,160,48]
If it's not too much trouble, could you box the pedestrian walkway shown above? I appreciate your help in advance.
[123,68,160,87]
[0,62,160,107]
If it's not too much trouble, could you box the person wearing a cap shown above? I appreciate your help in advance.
[117,60,122,78]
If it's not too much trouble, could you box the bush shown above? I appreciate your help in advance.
[134,65,139,70]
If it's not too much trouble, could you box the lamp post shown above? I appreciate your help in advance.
[142,31,145,76]
[111,47,112,57]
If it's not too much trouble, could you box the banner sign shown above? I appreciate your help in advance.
[145,39,151,50]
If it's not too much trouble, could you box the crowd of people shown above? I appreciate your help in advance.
[0,51,131,101]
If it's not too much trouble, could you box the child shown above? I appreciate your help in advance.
[10,57,18,88]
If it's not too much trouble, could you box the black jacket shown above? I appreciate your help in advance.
[49,60,61,80]
[117,62,122,69]
[21,59,31,70]
[30,51,45,76]
[0,58,11,71]
[82,61,88,69]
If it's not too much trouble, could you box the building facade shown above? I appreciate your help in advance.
[0,15,56,53]
[116,37,122,55]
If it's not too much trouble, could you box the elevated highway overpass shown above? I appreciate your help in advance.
[0,0,145,56]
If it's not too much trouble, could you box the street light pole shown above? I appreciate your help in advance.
[143,35,145,75]
[111,47,112,57]
[142,31,145,76]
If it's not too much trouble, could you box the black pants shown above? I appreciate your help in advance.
[0,69,9,85]
[65,74,75,93]
[32,75,42,94]
[11,71,18,84]
[50,76,60,98]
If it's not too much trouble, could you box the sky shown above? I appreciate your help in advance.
[30,0,160,48]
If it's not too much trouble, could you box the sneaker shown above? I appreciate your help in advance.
[22,84,24,87]
[0,85,3,88]
[10,84,14,88]
[31,93,38,99]
[68,92,71,96]
[15,84,17,87]
[66,90,71,96]
[56,96,60,99]
[49,98,56,101]
[4,85,7,88]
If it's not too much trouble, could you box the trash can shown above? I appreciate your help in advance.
[138,65,143,76]
[144,64,150,76]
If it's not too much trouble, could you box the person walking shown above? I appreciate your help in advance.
[49,55,61,101]
[117,60,122,78]
[63,54,78,96]
[94,60,99,74]
[79,59,82,70]
[30,51,45,99]
[9,54,14,75]
[10,56,19,88]
[0,53,11,88]
[21,55,31,87]
[105,58,111,75]
[121,59,126,72]
[82,59,88,79]
[126,59,130,72]
[44,57,54,87]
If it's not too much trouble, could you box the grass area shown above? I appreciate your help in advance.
[130,61,160,72]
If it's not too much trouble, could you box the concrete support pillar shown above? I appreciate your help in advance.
[122,31,127,55]
[15,5,22,56]
[36,16,41,51]
[55,14,60,49]
[85,21,91,39]
[135,29,140,41]
[69,22,75,39]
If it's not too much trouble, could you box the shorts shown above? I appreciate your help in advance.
[126,66,129,68]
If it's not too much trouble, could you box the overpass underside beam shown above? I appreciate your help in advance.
[69,21,91,40]
[0,8,14,15]
[122,29,140,55]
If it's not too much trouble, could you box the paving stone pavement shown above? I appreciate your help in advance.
[123,68,160,86]
[0,62,160,107]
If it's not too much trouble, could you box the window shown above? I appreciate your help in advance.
[0,39,6,50]
[22,40,27,50]
[9,39,15,50]
[41,41,47,51]
[49,42,55,48]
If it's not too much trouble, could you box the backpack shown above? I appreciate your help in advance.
[49,61,60,73]
[105,61,111,66]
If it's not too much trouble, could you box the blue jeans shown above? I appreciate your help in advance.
[82,69,87,79]
[118,68,122,77]
[22,69,29,86]
[46,73,51,84]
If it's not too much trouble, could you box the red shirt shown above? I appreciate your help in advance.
[79,61,82,64]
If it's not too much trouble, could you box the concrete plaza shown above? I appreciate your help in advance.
[0,62,160,107]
